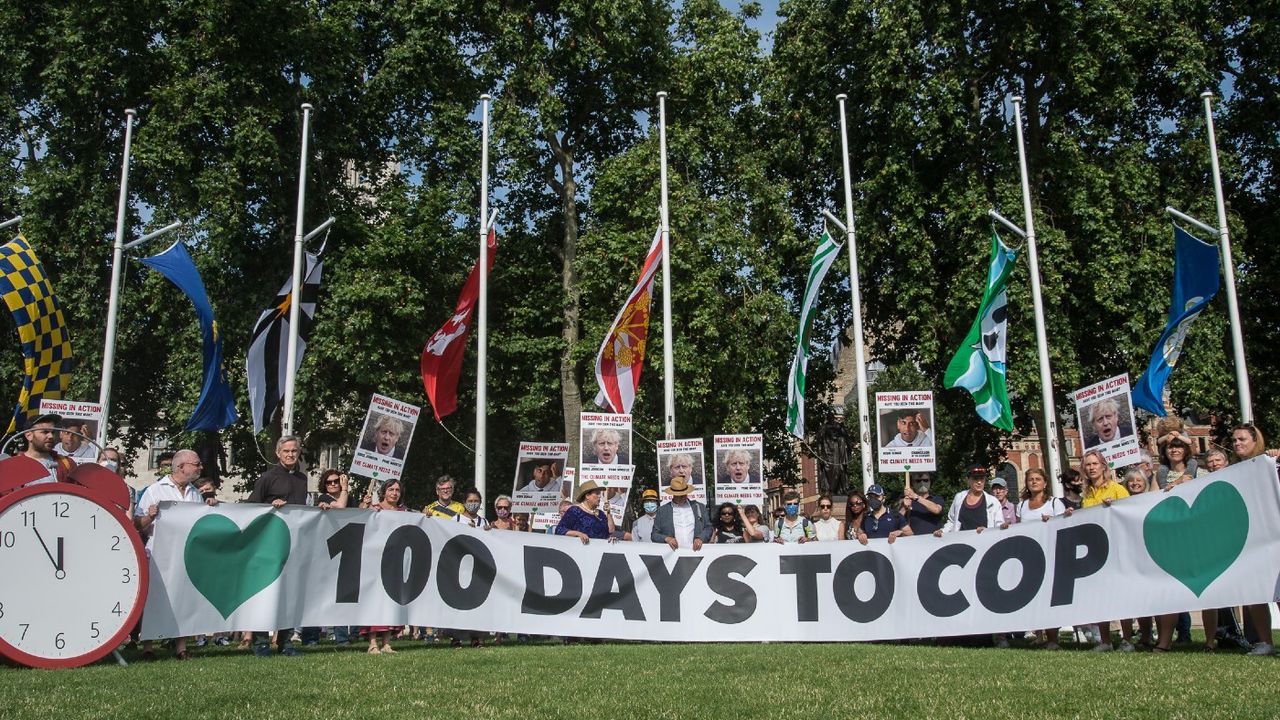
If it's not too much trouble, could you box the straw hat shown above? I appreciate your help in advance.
[667,476,694,496]
[575,480,603,502]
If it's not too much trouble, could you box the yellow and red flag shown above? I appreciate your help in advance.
[594,228,662,414]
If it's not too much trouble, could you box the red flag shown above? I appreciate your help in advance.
[594,228,663,414]
[421,228,497,421]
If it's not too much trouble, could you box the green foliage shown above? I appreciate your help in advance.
[0,0,1274,505]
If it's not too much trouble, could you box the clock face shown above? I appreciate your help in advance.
[0,483,147,668]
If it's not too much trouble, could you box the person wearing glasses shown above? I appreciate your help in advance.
[854,484,910,545]
[489,494,516,530]
[901,473,945,535]
[773,490,816,544]
[135,449,217,660]
[315,469,349,509]
[709,502,748,543]
[840,491,868,540]
[812,494,841,541]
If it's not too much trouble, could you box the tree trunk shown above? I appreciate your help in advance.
[554,139,584,465]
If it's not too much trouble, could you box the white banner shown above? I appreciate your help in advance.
[1073,374,1140,467]
[875,391,936,473]
[142,459,1280,643]
[350,394,421,482]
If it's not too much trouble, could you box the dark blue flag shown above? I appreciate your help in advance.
[140,241,239,431]
[1132,225,1220,415]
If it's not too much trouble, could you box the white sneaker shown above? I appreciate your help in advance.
[1092,642,1113,652]
[1248,642,1275,656]
[1044,642,1060,651]
[1118,641,1136,652]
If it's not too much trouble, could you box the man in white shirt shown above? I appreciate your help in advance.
[651,477,710,549]
[886,411,933,447]
[135,448,217,660]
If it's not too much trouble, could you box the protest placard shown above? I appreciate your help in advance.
[350,394,420,482]
[1073,374,1140,467]
[875,391,937,473]
[579,412,632,471]
[511,442,570,513]
[713,434,765,506]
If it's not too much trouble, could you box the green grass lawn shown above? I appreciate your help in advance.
[3,635,1279,719]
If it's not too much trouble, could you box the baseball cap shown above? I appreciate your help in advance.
[866,484,885,496]
[990,477,1008,488]
[641,488,659,500]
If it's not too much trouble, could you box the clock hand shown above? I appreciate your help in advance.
[55,536,64,573]
[32,527,59,571]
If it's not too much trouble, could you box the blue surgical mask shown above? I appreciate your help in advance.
[101,460,119,473]
[785,503,799,516]
[643,501,658,514]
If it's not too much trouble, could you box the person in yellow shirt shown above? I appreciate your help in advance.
[1077,449,1130,651]
[424,475,466,519]
[1080,450,1129,508]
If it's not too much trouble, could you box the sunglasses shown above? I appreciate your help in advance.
[850,501,865,506]
[496,505,511,511]
[720,511,735,516]
[325,479,341,485]
[819,504,832,509]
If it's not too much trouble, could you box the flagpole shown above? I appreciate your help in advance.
[0,216,21,231]
[475,93,492,501]
[1011,96,1064,497]
[97,108,137,448]
[658,91,675,440]
[836,94,873,492]
[1201,91,1252,423]
[282,103,313,438]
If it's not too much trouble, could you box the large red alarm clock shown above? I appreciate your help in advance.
[0,456,148,668]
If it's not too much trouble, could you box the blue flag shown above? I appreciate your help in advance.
[140,241,239,431]
[1131,225,1220,415]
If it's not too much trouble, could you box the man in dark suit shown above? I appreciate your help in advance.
[650,476,711,550]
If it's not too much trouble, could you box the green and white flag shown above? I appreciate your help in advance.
[786,229,843,438]
[943,232,1017,431]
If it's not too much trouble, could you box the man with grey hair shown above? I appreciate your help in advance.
[369,415,406,458]
[135,448,216,659]
[1084,398,1131,447]
[248,436,307,508]
[588,428,623,465]
[247,436,306,657]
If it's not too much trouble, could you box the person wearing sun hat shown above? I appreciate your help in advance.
[651,476,711,549]
[627,488,661,543]
[553,479,616,543]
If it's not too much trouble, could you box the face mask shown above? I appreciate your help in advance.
[643,501,658,514]
[868,498,883,512]
[496,507,510,516]
[101,460,119,473]
[464,502,481,514]
[784,503,799,516]
[913,483,930,495]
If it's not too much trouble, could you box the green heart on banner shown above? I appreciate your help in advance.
[1142,481,1248,597]
[184,513,292,619]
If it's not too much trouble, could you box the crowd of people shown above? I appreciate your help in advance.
[5,411,1278,661]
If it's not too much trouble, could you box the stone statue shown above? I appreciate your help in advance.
[816,422,851,496]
